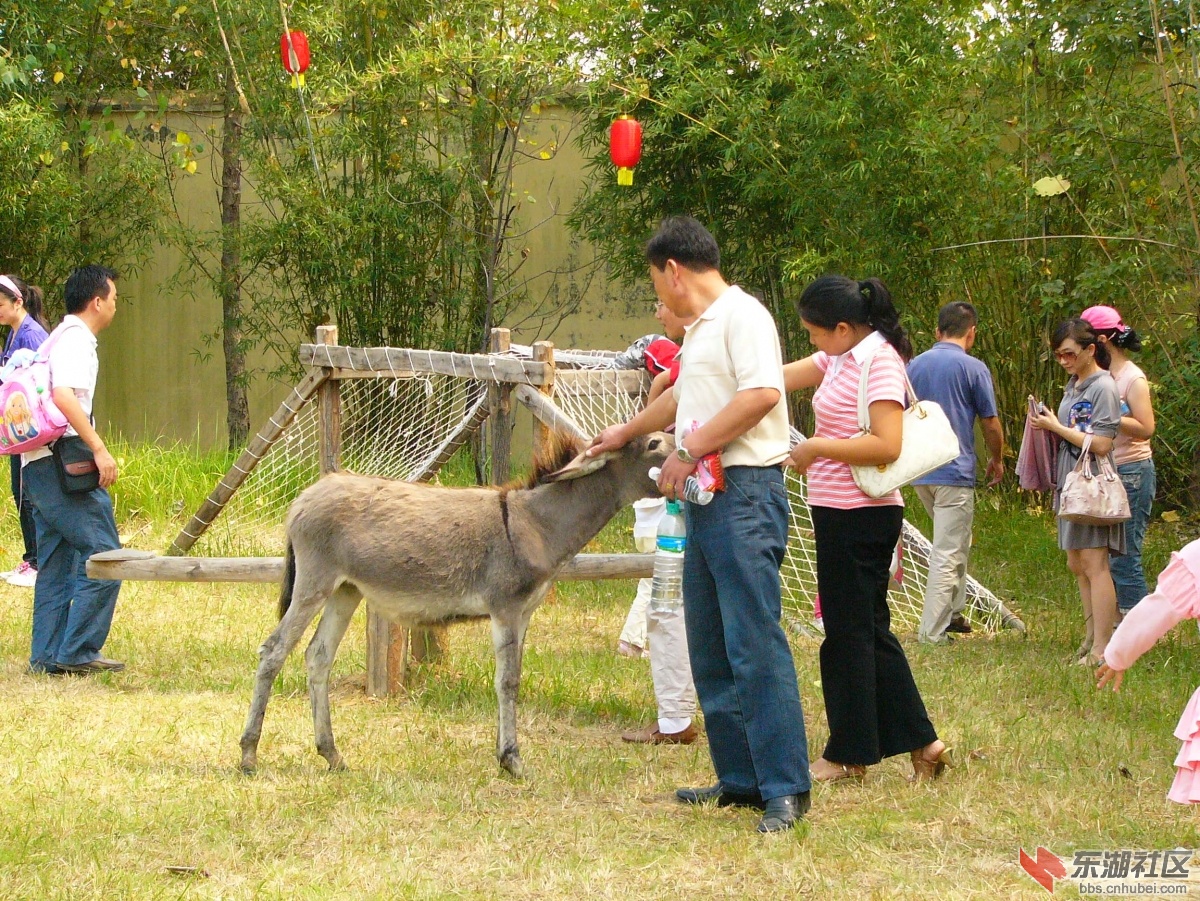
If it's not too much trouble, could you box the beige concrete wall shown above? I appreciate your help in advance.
[101,109,286,446]
[97,106,659,449]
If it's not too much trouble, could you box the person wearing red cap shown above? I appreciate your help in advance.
[1079,304,1155,619]
[617,301,702,747]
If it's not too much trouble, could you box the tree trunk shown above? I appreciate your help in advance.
[220,69,250,450]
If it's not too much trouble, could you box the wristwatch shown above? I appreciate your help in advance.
[676,445,697,464]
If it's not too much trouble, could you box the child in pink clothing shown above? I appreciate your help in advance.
[1097,539,1200,803]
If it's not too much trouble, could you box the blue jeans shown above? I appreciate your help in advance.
[683,466,811,800]
[1112,458,1155,612]
[23,457,122,669]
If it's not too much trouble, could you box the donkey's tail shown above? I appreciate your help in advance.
[278,541,297,621]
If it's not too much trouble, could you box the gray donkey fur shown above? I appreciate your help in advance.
[239,432,673,777]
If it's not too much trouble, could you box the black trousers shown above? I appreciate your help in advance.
[10,454,36,566]
[811,504,938,765]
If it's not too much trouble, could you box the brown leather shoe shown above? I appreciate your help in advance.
[621,722,698,744]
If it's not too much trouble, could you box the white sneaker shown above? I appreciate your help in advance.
[6,562,37,587]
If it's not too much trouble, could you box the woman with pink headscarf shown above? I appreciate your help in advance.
[1079,305,1155,619]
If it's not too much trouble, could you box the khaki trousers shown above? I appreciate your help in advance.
[914,484,975,644]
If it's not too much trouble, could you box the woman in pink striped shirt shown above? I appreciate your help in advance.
[784,276,949,784]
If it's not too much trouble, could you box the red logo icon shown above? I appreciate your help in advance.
[1020,847,1067,893]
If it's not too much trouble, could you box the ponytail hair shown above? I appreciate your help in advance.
[1112,326,1143,353]
[1092,325,1143,354]
[0,275,49,331]
[796,274,912,361]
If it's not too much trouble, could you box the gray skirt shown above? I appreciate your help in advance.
[1055,490,1128,553]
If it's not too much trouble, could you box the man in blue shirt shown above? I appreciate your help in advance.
[908,302,1004,644]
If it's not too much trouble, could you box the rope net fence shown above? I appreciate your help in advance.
[183,341,1014,634]
[190,372,487,557]
[544,359,1011,635]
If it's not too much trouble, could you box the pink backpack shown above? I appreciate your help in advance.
[0,322,83,455]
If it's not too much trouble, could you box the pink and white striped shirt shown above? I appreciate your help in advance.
[807,331,907,509]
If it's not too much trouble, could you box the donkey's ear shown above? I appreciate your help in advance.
[544,449,612,482]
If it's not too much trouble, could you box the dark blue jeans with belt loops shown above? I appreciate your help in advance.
[683,465,811,801]
[24,456,122,671]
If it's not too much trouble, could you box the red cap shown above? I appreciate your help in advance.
[644,338,679,375]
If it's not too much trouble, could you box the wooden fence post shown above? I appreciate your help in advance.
[531,341,555,461]
[320,325,403,698]
[316,325,341,474]
[489,328,512,484]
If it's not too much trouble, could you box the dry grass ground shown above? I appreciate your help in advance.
[0,485,1198,899]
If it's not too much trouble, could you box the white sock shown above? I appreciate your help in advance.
[658,716,691,734]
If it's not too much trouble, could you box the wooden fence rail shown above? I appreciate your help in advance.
[87,550,654,583]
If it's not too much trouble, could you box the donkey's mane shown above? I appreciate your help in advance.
[502,431,586,493]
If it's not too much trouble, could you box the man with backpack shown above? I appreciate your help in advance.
[24,265,124,675]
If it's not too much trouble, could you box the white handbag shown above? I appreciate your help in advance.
[849,349,961,498]
[1058,433,1131,526]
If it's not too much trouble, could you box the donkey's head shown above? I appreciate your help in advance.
[542,432,674,505]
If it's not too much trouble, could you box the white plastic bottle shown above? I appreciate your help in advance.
[649,500,686,614]
[647,467,714,505]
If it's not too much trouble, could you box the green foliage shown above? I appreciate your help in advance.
[574,1,972,360]
[0,101,159,311]
[240,0,600,363]
[0,3,166,306]
[575,0,1200,500]
[1142,326,1200,507]
[105,434,235,532]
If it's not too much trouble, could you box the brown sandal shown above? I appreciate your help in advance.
[811,757,867,784]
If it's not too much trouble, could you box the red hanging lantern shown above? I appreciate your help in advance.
[609,115,642,186]
[280,30,310,88]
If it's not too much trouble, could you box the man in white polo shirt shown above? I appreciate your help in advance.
[590,217,811,833]
[24,265,124,676]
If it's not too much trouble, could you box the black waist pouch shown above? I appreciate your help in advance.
[51,436,100,494]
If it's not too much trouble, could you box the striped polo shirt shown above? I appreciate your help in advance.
[807,331,907,509]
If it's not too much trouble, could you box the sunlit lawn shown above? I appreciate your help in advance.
[0,465,1198,899]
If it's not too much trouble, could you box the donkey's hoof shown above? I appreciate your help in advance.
[239,758,257,776]
[322,751,347,772]
[499,751,525,779]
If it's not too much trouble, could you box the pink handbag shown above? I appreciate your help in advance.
[1058,433,1131,526]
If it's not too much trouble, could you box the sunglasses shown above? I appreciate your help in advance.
[1053,346,1090,363]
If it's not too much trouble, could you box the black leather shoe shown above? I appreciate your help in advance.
[756,792,811,833]
[675,783,765,810]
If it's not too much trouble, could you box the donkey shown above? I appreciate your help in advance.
[239,431,673,777]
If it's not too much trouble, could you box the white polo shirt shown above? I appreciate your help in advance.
[672,285,790,468]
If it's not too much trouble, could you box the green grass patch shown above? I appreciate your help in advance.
[0,445,1196,899]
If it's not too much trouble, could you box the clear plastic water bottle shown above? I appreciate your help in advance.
[649,500,686,614]
[648,467,714,505]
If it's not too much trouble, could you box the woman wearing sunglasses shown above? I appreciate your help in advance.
[1032,318,1125,665]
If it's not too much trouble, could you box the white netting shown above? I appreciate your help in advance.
[190,373,487,556]
[183,342,1017,634]
[780,457,1012,637]
[550,368,652,440]
[540,352,1013,635]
